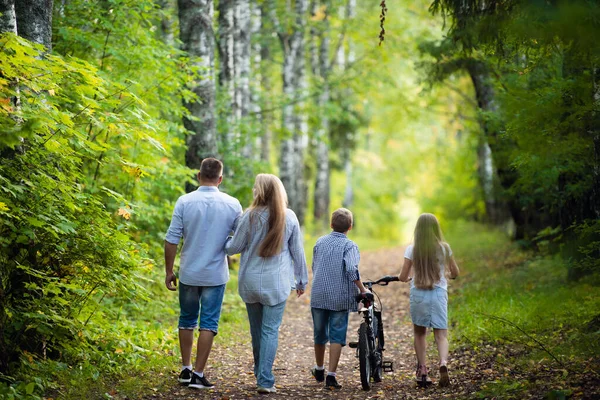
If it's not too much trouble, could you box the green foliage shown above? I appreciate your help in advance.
[446,222,600,398]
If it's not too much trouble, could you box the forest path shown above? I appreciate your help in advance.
[148,247,493,400]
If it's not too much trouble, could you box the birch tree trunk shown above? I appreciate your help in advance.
[14,0,53,50]
[218,0,235,146]
[258,3,271,162]
[235,0,252,156]
[467,60,513,226]
[157,0,175,46]
[294,25,309,225]
[0,0,17,34]
[342,0,355,209]
[313,0,330,224]
[178,0,218,192]
[273,0,308,222]
[250,2,264,159]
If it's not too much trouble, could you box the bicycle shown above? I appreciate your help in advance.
[349,275,399,390]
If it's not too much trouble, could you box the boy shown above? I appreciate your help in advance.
[310,208,369,390]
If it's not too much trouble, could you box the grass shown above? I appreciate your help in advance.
[445,220,600,398]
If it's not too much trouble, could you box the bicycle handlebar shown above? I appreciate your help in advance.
[363,275,400,286]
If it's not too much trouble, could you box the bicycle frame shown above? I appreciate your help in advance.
[351,275,398,390]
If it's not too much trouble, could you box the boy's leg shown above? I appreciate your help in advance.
[433,328,449,366]
[311,308,329,368]
[413,324,427,373]
[194,284,226,374]
[178,283,200,368]
[328,311,350,374]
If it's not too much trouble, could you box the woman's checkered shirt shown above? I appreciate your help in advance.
[310,232,361,312]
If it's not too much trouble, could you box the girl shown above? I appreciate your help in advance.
[398,213,459,387]
[225,174,308,394]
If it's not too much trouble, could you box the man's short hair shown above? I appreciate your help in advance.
[199,158,223,182]
[331,208,353,233]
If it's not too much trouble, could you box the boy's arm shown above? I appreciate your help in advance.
[344,244,369,293]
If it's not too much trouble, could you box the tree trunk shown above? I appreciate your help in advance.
[14,0,53,50]
[466,60,513,226]
[313,0,330,224]
[235,0,252,156]
[218,0,235,147]
[294,27,308,225]
[178,0,218,192]
[249,1,263,160]
[275,0,308,222]
[341,0,355,209]
[258,2,271,162]
[0,0,17,34]
[157,0,175,46]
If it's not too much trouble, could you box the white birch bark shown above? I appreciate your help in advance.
[178,0,218,192]
[218,0,236,147]
[235,0,252,156]
[250,1,263,159]
[313,0,330,223]
[14,0,53,50]
[273,0,308,222]
[342,0,356,208]
[0,0,17,34]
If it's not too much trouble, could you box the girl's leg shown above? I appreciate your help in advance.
[433,329,448,366]
[413,324,427,375]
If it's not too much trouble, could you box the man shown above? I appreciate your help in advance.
[164,158,242,389]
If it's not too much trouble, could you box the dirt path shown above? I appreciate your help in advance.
[148,247,493,399]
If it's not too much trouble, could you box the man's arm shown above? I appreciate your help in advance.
[164,241,178,291]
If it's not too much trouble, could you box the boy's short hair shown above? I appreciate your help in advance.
[331,208,353,233]
[199,158,223,182]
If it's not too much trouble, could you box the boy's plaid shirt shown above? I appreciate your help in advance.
[310,232,361,312]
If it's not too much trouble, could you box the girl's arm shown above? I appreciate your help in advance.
[288,213,308,291]
[448,256,459,279]
[398,258,413,282]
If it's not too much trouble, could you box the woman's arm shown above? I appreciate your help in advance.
[225,212,250,255]
[288,213,308,291]
[398,258,413,282]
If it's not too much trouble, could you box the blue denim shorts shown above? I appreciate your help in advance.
[311,308,350,346]
[178,282,226,335]
[409,286,448,329]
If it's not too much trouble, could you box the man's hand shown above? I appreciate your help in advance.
[361,288,371,294]
[296,288,305,298]
[165,272,177,291]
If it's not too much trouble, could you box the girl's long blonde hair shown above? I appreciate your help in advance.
[412,213,448,290]
[249,174,288,257]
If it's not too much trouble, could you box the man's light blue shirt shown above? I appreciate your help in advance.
[165,186,242,287]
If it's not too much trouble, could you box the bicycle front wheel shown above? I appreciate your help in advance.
[358,322,371,390]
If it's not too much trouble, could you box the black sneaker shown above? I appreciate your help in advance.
[189,373,214,389]
[178,368,192,385]
[325,375,342,390]
[311,367,325,382]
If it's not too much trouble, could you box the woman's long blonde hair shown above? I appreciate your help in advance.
[249,174,288,257]
[412,213,448,290]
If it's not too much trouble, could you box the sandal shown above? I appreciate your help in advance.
[415,364,432,388]
[439,364,450,387]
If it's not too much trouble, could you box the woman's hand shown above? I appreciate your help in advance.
[296,288,305,298]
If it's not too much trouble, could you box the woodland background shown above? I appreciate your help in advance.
[0,0,598,398]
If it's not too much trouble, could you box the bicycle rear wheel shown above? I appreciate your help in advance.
[358,322,371,390]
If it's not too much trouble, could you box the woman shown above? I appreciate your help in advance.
[225,173,308,394]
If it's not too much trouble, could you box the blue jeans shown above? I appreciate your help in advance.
[178,282,226,334]
[245,301,287,388]
[311,308,350,346]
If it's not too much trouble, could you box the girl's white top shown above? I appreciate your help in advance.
[404,244,452,290]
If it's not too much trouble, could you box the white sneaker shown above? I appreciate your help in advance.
[257,386,277,394]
